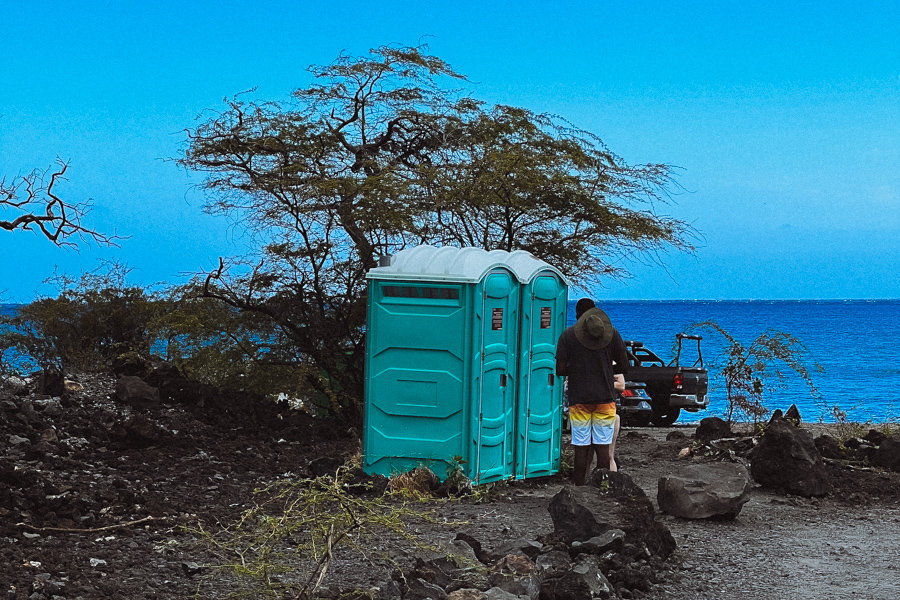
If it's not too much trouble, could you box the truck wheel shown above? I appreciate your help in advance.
[651,406,681,426]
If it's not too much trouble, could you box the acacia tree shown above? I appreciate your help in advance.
[424,105,691,281]
[180,44,693,422]
[1,160,117,247]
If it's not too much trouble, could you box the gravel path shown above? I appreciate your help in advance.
[621,427,900,600]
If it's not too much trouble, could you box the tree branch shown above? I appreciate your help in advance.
[1,160,121,248]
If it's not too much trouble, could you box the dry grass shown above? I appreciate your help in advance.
[387,467,440,496]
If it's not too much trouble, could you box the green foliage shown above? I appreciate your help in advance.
[0,264,163,373]
[151,288,317,402]
[192,469,466,598]
[691,320,824,423]
[426,105,693,281]
[558,445,575,479]
[0,263,343,411]
[179,44,694,424]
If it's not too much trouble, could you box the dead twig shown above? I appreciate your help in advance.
[15,515,161,534]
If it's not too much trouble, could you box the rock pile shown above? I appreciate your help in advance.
[366,470,677,600]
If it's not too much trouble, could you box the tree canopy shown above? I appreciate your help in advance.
[179,44,694,421]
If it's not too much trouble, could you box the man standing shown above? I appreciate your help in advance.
[556,300,628,485]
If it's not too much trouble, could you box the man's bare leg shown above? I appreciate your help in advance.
[609,415,620,471]
[573,446,594,485]
[591,444,611,480]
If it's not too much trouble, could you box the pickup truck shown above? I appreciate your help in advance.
[623,334,709,426]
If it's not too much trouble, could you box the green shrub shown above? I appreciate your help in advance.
[1,286,161,374]
[691,320,823,424]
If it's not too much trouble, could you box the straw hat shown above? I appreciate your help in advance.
[574,307,614,350]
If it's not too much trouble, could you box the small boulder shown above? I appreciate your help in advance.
[539,555,615,600]
[122,414,164,446]
[64,379,84,392]
[842,437,877,462]
[488,552,538,598]
[115,376,160,409]
[34,370,65,397]
[864,429,888,446]
[570,528,626,554]
[307,456,345,478]
[448,590,486,600]
[40,427,58,444]
[751,419,830,497]
[872,434,900,472]
[404,577,448,600]
[455,532,492,564]
[695,417,732,442]
[534,549,572,577]
[814,434,845,460]
[491,537,543,560]
[783,404,802,425]
[657,462,752,519]
[483,588,521,600]
[666,430,688,442]
[1,375,29,396]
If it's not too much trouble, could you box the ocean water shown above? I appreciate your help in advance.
[3,301,899,424]
[569,300,900,424]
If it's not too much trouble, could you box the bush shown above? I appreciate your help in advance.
[0,266,345,415]
[691,320,823,423]
[1,286,162,374]
[192,469,463,598]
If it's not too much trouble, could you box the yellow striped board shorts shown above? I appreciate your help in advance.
[569,402,617,446]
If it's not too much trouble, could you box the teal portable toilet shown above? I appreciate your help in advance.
[506,252,568,479]
[363,245,567,483]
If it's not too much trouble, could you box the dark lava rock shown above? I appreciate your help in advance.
[872,434,900,472]
[751,418,830,497]
[548,470,675,560]
[815,434,845,460]
[695,417,732,442]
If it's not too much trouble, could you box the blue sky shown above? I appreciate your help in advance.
[2,1,898,302]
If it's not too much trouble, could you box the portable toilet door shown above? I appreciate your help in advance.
[363,277,471,479]
[471,268,520,484]
[363,246,521,483]
[511,264,568,479]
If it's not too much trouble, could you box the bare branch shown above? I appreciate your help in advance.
[0,160,121,248]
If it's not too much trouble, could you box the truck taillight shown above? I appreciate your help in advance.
[672,372,683,390]
[621,389,635,397]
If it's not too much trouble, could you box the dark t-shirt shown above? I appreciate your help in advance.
[555,326,628,405]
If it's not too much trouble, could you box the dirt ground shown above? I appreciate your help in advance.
[618,427,900,600]
[2,374,899,599]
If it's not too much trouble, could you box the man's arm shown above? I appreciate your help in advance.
[610,330,628,376]
[555,333,568,376]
